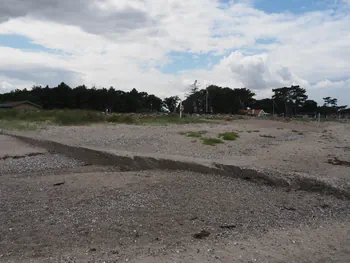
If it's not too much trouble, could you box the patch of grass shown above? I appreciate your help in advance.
[201,137,224,146]
[0,109,215,128]
[298,132,304,135]
[139,115,213,125]
[218,132,239,141]
[260,134,276,138]
[107,114,136,124]
[0,120,40,131]
[292,129,299,133]
[0,109,106,126]
[54,110,105,125]
[184,131,207,138]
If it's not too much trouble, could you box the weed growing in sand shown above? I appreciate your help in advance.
[201,137,224,146]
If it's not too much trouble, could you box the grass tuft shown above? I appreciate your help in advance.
[218,132,239,141]
[201,137,224,146]
[182,131,207,138]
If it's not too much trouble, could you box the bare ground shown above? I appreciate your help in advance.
[1,119,350,262]
[17,119,350,181]
[1,167,349,262]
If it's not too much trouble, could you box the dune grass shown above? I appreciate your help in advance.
[201,137,224,146]
[218,132,240,141]
[0,120,40,131]
[139,115,212,125]
[0,109,217,130]
[0,109,106,126]
[180,130,208,138]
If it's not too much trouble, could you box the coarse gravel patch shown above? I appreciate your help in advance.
[13,120,350,183]
[0,154,85,175]
[1,170,349,262]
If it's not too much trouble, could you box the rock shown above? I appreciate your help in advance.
[193,230,210,239]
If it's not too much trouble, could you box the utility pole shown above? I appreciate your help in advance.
[180,101,184,118]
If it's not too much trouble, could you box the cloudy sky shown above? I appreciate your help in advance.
[0,0,349,105]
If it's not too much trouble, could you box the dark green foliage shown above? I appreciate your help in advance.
[163,96,180,113]
[301,100,318,113]
[1,82,347,118]
[272,85,308,116]
[182,85,255,114]
[0,83,163,113]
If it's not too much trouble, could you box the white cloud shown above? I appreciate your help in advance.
[0,0,349,104]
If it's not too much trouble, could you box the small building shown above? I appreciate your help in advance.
[0,101,42,110]
[239,109,267,117]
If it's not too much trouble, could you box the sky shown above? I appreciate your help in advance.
[0,0,349,105]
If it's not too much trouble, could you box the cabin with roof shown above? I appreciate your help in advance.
[0,101,42,110]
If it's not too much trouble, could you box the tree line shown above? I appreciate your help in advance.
[0,82,348,115]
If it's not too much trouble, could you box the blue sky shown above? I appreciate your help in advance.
[253,0,336,14]
[160,52,223,74]
[0,34,51,52]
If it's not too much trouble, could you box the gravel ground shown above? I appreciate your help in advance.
[0,154,85,175]
[17,119,350,182]
[0,170,349,262]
